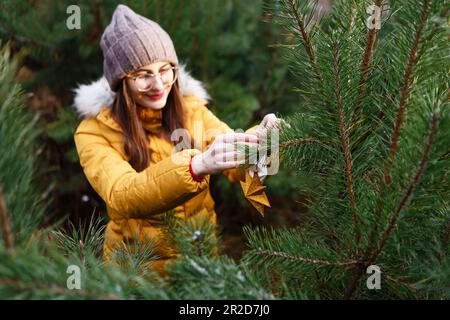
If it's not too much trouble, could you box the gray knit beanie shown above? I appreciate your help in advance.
[100,4,179,92]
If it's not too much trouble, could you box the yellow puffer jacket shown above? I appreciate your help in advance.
[73,71,258,275]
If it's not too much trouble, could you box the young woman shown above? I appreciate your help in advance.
[73,4,281,276]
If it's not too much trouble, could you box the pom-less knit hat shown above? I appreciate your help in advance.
[100,4,179,92]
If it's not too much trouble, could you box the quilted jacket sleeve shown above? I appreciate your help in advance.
[74,119,210,220]
[200,104,259,183]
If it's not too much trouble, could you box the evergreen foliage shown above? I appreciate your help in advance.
[0,0,448,299]
[243,0,449,299]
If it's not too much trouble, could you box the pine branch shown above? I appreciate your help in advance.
[0,278,122,300]
[51,212,105,262]
[351,99,392,153]
[358,0,383,93]
[333,42,362,250]
[383,0,433,185]
[285,0,321,82]
[438,218,450,264]
[345,108,440,299]
[371,109,440,263]
[353,18,444,152]
[254,248,359,268]
[365,184,388,257]
[0,184,14,254]
[383,273,421,295]
[279,138,334,148]
[365,0,434,257]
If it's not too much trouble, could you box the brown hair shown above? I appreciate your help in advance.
[111,77,186,172]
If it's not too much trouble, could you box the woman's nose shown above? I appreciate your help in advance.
[151,77,164,91]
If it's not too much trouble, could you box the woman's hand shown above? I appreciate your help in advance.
[254,113,287,137]
[190,132,259,177]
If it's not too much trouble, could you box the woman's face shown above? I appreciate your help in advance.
[126,61,175,110]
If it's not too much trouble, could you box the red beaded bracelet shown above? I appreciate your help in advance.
[189,157,205,182]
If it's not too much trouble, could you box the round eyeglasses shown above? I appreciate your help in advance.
[126,65,178,92]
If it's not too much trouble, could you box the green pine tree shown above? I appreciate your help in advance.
[0,43,48,245]
[243,0,449,299]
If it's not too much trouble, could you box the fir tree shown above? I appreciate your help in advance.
[0,43,48,245]
[243,0,449,299]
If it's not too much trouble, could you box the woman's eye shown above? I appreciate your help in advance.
[137,74,152,80]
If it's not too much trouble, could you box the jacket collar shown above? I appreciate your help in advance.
[72,63,210,132]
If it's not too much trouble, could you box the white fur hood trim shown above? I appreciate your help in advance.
[72,63,211,118]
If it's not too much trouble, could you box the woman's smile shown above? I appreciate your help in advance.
[146,92,164,101]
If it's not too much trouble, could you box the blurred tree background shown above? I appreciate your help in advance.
[0,0,325,260]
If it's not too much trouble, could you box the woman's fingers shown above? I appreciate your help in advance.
[258,113,275,129]
[217,151,242,162]
[212,142,236,154]
[255,113,275,135]
[267,118,281,128]
[218,132,259,144]
[216,159,246,170]
[261,113,276,126]
[255,114,291,139]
